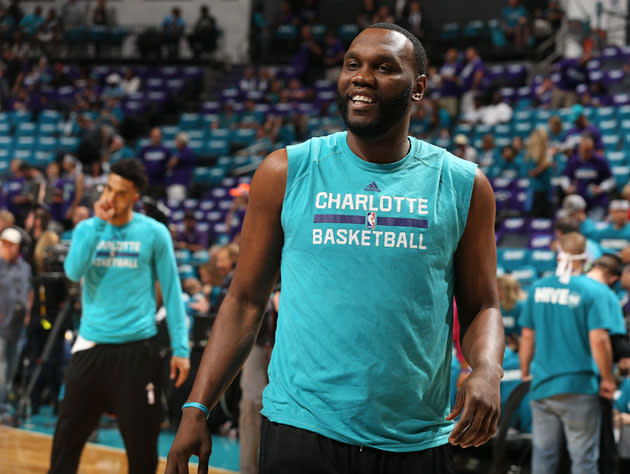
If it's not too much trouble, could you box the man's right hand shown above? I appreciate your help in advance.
[600,378,616,400]
[165,409,213,474]
[94,196,114,223]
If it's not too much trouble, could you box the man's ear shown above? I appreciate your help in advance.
[412,75,427,102]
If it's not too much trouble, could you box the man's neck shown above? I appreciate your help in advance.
[346,128,411,165]
[587,268,606,285]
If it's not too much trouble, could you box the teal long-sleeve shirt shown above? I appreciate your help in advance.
[64,213,189,357]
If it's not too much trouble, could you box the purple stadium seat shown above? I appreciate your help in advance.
[528,233,553,249]
[206,211,223,223]
[183,199,199,210]
[221,88,241,102]
[199,200,215,212]
[201,101,221,114]
[613,94,630,106]
[528,218,553,233]
[500,87,516,102]
[492,177,513,191]
[586,59,601,71]
[500,217,527,235]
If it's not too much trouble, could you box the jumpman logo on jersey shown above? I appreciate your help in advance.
[364,181,381,192]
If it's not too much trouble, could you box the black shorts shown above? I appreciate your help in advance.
[49,336,163,474]
[259,417,455,474]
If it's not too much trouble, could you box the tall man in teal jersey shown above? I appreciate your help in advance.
[49,159,190,474]
[520,233,624,474]
[167,23,504,474]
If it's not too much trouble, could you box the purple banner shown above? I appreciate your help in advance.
[376,217,428,228]
[313,214,365,224]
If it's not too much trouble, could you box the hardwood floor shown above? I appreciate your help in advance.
[0,426,236,474]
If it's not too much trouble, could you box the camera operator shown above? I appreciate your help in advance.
[25,231,67,415]
[48,159,190,474]
[0,227,33,417]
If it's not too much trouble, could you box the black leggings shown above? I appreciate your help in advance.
[49,336,163,474]
[258,417,454,474]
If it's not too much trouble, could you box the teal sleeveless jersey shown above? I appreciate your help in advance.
[261,131,478,452]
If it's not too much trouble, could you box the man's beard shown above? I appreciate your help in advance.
[336,85,412,139]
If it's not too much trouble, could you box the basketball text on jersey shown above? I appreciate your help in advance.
[312,191,429,250]
[93,240,142,268]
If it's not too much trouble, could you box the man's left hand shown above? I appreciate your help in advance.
[170,356,191,388]
[446,366,502,448]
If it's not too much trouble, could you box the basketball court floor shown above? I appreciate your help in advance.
[0,406,239,473]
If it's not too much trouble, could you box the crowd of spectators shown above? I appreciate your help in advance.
[1,0,220,59]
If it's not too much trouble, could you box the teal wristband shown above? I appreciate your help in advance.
[182,402,209,418]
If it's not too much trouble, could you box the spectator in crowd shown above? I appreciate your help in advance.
[139,127,171,197]
[7,0,23,26]
[60,205,90,242]
[224,182,249,243]
[558,193,600,238]
[438,48,461,119]
[175,211,206,253]
[501,0,530,49]
[83,161,108,196]
[167,132,195,202]
[300,0,320,24]
[39,162,66,225]
[19,5,44,37]
[61,154,84,221]
[373,4,395,24]
[0,6,15,40]
[162,7,186,58]
[459,47,484,117]
[589,200,630,254]
[552,53,589,109]
[214,102,240,130]
[525,128,554,218]
[562,135,613,219]
[26,229,65,415]
[188,4,218,58]
[357,0,378,29]
[36,8,62,54]
[615,369,630,471]
[75,114,103,166]
[238,288,278,474]
[292,24,323,84]
[547,115,564,149]
[562,104,604,155]
[238,67,260,92]
[498,273,524,347]
[545,0,565,31]
[463,91,513,126]
[120,68,140,95]
[551,214,602,263]
[323,31,345,81]
[0,226,32,415]
[102,73,123,99]
[490,145,523,180]
[479,133,498,171]
[24,207,51,251]
[534,77,553,108]
[0,210,14,233]
[452,134,478,163]
[401,1,425,40]
[91,0,110,27]
[520,233,622,474]
[61,0,85,29]
[104,134,134,165]
[274,1,298,28]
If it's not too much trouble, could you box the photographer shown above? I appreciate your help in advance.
[26,231,67,414]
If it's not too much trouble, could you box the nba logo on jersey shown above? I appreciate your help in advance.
[366,212,376,229]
